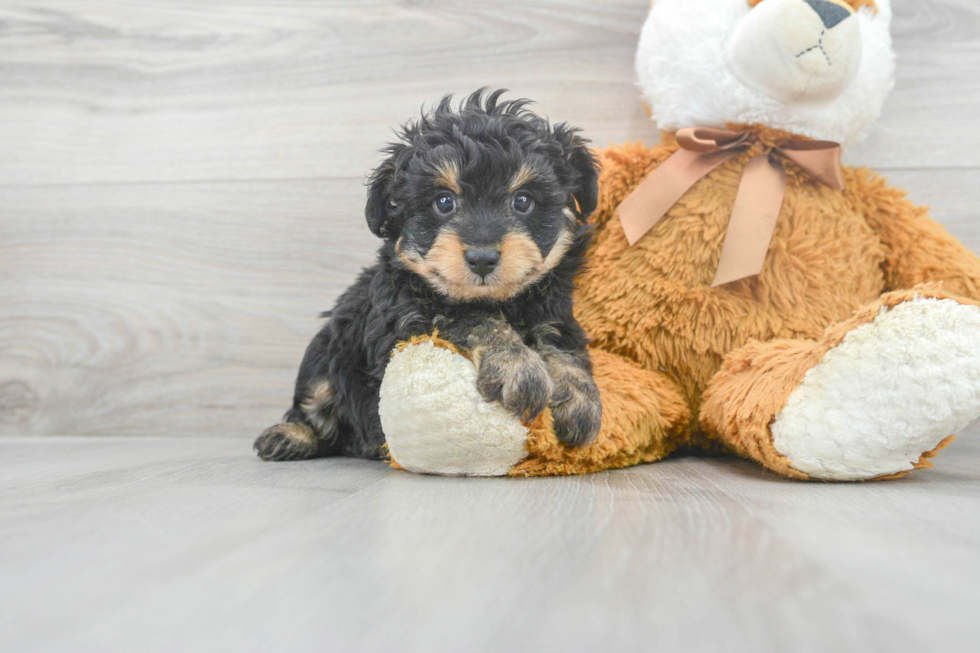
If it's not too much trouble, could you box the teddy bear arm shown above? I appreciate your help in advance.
[512,348,692,476]
[380,336,692,477]
[853,169,980,301]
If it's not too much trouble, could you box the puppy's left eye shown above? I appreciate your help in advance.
[512,192,534,214]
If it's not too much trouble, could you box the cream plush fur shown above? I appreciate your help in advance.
[772,298,980,480]
[379,340,528,476]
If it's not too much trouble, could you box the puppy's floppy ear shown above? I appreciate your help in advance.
[554,124,600,221]
[568,143,599,220]
[365,157,399,240]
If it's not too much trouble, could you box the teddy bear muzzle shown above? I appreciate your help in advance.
[727,0,862,104]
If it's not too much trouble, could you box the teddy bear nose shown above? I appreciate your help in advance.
[805,0,852,29]
[465,248,501,279]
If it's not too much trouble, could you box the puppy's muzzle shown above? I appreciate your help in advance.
[465,248,501,279]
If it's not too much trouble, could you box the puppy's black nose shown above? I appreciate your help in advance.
[805,0,851,29]
[464,248,501,279]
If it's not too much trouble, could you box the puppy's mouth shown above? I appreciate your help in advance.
[411,257,537,302]
[398,230,574,302]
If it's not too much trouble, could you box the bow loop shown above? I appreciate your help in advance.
[617,128,845,286]
[675,127,752,153]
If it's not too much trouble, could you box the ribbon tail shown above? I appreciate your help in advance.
[711,156,788,287]
[778,142,845,191]
[618,147,740,246]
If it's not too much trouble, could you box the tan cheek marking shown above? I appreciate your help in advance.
[497,232,545,287]
[538,228,576,274]
[508,164,536,193]
[398,241,469,303]
[434,161,461,194]
[426,231,470,288]
[397,246,432,278]
[493,228,576,298]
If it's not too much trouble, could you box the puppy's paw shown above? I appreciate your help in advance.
[254,423,319,461]
[550,375,602,447]
[476,346,554,421]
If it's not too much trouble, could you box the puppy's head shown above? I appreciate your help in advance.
[365,89,599,303]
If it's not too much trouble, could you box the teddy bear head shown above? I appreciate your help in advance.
[636,0,895,147]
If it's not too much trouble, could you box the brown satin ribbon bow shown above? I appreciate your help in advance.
[617,127,845,287]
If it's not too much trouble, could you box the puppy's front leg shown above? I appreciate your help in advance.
[455,317,553,421]
[535,346,602,447]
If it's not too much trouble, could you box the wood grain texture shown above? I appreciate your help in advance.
[0,0,657,186]
[846,0,980,167]
[0,179,377,436]
[1,0,978,187]
[1,434,979,652]
[2,0,980,438]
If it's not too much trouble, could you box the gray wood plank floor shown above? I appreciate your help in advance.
[2,432,980,653]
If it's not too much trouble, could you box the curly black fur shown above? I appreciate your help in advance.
[255,89,601,462]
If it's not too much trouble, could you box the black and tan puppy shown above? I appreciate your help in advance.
[255,89,601,462]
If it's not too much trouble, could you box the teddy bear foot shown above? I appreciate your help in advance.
[771,297,980,481]
[378,339,529,476]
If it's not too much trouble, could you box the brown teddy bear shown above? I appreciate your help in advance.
[378,0,980,481]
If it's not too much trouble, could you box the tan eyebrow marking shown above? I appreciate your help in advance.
[434,160,461,194]
[508,164,536,193]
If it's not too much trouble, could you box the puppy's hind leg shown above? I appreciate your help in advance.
[254,380,340,461]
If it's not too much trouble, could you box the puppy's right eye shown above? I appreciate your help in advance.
[433,193,456,215]
[512,192,534,214]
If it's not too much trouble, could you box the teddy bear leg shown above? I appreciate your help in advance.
[379,336,691,476]
[701,287,980,481]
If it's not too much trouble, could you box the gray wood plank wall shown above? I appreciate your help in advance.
[2,0,978,437]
